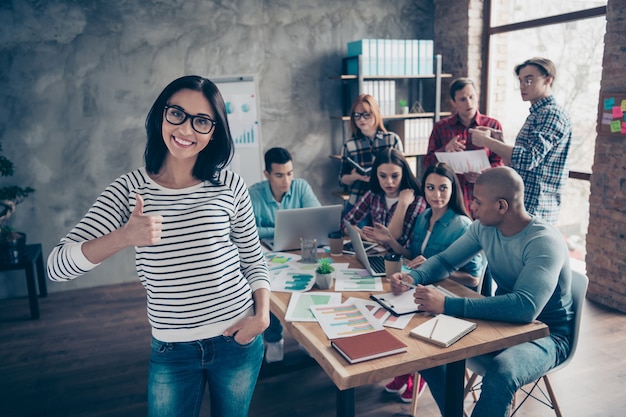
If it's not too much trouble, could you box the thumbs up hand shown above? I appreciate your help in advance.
[123,194,163,246]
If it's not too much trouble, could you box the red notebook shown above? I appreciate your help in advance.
[331,329,408,364]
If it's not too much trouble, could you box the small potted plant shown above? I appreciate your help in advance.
[398,99,409,114]
[315,258,335,290]
[0,143,35,263]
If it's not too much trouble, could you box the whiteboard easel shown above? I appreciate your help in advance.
[212,75,264,187]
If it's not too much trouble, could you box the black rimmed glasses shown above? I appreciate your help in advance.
[164,105,216,134]
[352,111,372,120]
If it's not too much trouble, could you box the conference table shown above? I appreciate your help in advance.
[268,253,549,417]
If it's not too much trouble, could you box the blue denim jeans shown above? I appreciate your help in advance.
[263,312,283,343]
[147,334,264,417]
[420,334,570,417]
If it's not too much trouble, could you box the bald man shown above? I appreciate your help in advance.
[390,166,574,417]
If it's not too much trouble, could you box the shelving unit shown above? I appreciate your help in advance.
[331,54,452,196]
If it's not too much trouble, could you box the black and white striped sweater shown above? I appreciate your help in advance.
[47,167,271,342]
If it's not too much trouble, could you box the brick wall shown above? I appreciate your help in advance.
[586,0,626,312]
[433,0,488,111]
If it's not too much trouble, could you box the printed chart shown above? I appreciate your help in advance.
[312,303,383,339]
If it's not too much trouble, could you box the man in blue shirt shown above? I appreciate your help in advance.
[470,57,572,224]
[249,147,321,240]
[249,147,321,362]
[390,166,573,417]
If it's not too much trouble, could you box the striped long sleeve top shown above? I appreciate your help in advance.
[47,167,271,343]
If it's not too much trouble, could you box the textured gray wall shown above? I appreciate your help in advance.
[0,0,434,297]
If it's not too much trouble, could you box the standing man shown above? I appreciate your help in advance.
[470,57,572,224]
[248,147,321,362]
[390,166,573,417]
[424,78,503,215]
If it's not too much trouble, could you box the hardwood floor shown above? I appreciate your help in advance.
[1,280,624,417]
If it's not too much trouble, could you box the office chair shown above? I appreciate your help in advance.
[463,270,588,417]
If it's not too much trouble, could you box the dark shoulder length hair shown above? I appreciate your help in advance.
[369,148,423,197]
[422,162,469,217]
[144,75,234,184]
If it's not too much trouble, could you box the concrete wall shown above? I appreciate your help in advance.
[0,0,434,297]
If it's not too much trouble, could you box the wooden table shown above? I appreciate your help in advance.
[269,254,549,417]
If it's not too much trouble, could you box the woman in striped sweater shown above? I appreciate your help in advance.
[47,76,271,417]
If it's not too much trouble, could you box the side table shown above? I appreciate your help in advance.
[0,243,47,319]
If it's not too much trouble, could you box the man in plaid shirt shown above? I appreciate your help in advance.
[470,57,572,224]
[424,78,503,215]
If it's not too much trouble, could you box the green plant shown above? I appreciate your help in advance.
[398,99,408,107]
[0,143,35,237]
[316,258,335,274]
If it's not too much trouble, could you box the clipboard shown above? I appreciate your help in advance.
[369,291,420,316]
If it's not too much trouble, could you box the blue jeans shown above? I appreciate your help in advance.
[147,334,264,417]
[420,334,570,417]
[263,312,283,343]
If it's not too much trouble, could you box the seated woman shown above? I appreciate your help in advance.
[365,162,485,402]
[343,148,426,250]
[339,94,404,220]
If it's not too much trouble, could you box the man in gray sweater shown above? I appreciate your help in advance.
[390,166,573,417]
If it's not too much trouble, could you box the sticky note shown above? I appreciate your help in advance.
[604,97,615,111]
[622,122,626,135]
[602,112,613,124]
[612,105,623,119]
[610,120,621,133]
[622,99,626,112]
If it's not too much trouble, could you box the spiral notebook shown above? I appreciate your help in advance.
[409,314,476,347]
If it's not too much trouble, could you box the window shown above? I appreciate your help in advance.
[484,1,607,265]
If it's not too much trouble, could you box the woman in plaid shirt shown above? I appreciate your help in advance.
[339,94,404,218]
[343,148,426,249]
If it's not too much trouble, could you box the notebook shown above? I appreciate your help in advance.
[409,314,477,347]
[331,329,407,364]
[262,205,343,251]
[344,222,385,276]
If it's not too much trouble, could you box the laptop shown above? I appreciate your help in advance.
[344,222,386,276]
[261,205,343,251]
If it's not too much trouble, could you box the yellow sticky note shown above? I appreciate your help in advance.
[622,99,626,112]
[610,119,621,133]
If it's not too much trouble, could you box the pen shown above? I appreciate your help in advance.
[401,280,417,289]
[429,318,439,339]
[385,277,417,289]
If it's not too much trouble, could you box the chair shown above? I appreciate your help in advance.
[463,270,589,417]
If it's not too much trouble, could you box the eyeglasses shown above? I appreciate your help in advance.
[164,105,216,134]
[352,111,372,120]
[517,75,546,88]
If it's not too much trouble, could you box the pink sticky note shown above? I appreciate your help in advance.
[622,122,626,135]
[612,105,624,119]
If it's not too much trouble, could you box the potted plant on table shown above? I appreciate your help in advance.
[315,258,335,290]
[0,143,35,263]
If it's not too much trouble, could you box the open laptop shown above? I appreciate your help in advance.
[261,205,343,251]
[344,222,386,276]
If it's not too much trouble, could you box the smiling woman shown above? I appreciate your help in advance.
[47,75,271,417]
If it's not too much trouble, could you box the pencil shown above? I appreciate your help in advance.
[429,318,439,339]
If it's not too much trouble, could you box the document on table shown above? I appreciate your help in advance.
[335,268,384,292]
[435,149,491,174]
[311,302,384,339]
[285,292,343,322]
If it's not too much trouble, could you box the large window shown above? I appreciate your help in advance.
[484,1,607,265]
